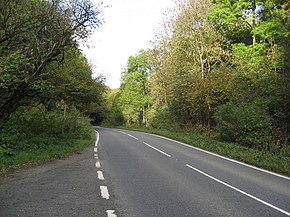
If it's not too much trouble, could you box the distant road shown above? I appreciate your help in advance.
[1,127,289,217]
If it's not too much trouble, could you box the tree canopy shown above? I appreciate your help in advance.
[107,0,290,154]
[119,49,154,126]
[0,0,104,128]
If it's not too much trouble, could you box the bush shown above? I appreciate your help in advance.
[215,102,273,150]
[102,106,125,126]
[0,108,93,151]
[0,144,14,157]
[150,106,177,130]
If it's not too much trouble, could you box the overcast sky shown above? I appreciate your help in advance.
[81,0,175,89]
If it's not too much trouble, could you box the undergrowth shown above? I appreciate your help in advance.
[0,108,95,173]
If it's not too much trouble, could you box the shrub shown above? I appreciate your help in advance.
[0,108,93,151]
[214,102,273,150]
[150,106,177,130]
[0,144,14,157]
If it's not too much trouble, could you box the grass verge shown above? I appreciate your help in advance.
[0,128,96,174]
[116,126,290,177]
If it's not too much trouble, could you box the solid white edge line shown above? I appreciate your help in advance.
[106,210,117,217]
[127,134,139,140]
[95,130,99,146]
[97,171,105,180]
[186,164,290,216]
[95,161,101,168]
[100,186,110,200]
[143,142,171,157]
[144,132,290,180]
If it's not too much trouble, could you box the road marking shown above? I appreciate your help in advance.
[97,171,105,180]
[95,161,101,168]
[106,210,117,217]
[95,130,99,146]
[127,134,139,140]
[186,164,290,216]
[94,130,118,216]
[146,133,290,180]
[100,186,110,199]
[143,142,171,157]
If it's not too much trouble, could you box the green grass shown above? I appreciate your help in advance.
[115,126,290,177]
[0,128,96,174]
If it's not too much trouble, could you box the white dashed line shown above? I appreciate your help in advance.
[97,171,105,180]
[95,161,101,168]
[147,132,290,181]
[95,130,117,214]
[142,142,171,157]
[106,210,117,217]
[95,130,99,146]
[127,134,139,140]
[186,164,290,216]
[100,186,110,199]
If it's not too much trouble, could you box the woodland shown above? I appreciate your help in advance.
[105,0,290,155]
[0,0,105,159]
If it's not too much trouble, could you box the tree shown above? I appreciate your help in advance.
[119,49,154,126]
[103,89,124,126]
[0,0,102,127]
[151,0,232,128]
[208,0,290,73]
[48,48,106,112]
[209,0,290,148]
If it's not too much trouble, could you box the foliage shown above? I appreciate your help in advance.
[0,0,102,127]
[151,0,289,152]
[118,49,154,126]
[47,48,107,113]
[149,106,177,130]
[0,107,95,171]
[0,1,106,170]
[208,0,259,44]
[105,0,289,158]
[232,43,268,70]
[215,102,273,150]
[0,108,93,151]
[103,89,125,126]
[151,0,233,128]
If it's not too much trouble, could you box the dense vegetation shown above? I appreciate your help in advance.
[0,0,105,170]
[105,0,290,159]
[0,108,96,170]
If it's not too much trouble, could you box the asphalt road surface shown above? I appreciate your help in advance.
[1,127,290,217]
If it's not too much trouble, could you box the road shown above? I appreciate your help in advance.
[0,139,119,217]
[1,127,290,217]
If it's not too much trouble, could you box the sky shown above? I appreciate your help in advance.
[81,0,175,89]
